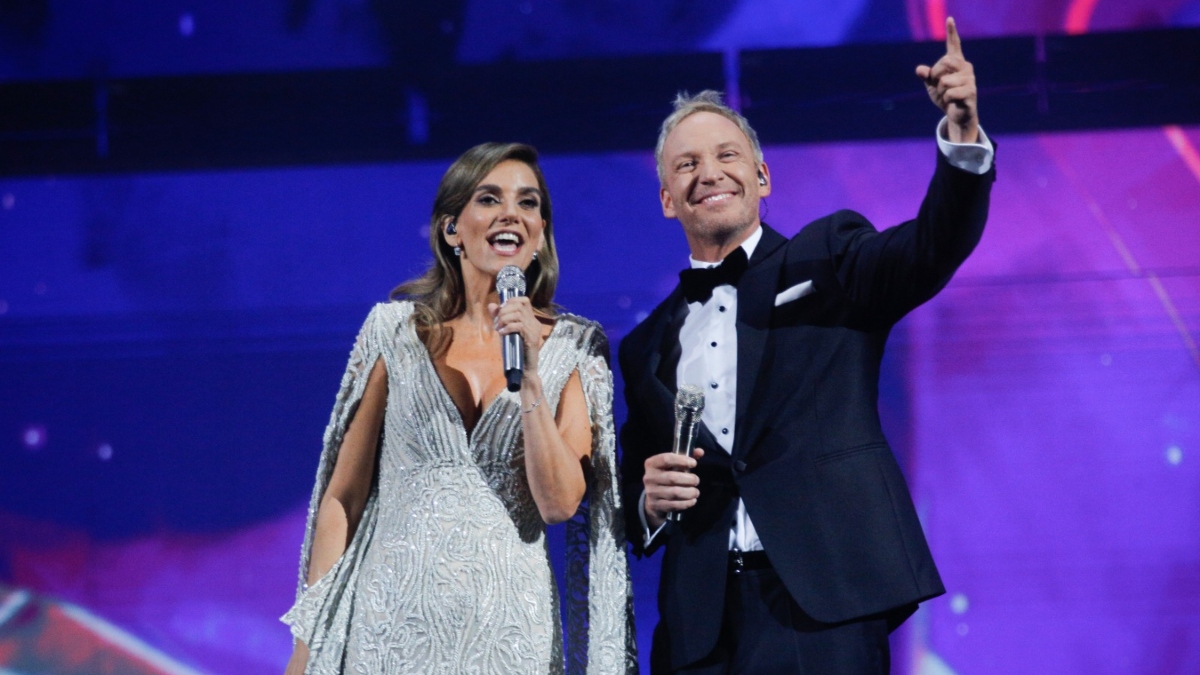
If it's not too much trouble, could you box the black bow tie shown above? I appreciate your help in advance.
[679,246,749,304]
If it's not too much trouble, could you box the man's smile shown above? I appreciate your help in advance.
[691,190,738,206]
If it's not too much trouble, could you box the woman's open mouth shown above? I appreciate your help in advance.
[488,231,523,255]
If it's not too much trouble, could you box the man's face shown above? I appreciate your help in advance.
[659,111,770,249]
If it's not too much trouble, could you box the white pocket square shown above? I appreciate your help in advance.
[774,280,814,306]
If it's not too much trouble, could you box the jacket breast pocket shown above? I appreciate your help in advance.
[770,292,821,327]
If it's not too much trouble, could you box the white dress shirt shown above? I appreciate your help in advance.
[640,119,994,551]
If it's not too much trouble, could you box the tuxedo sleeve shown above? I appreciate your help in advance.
[618,337,665,558]
[827,143,996,324]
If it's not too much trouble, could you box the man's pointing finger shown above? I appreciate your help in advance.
[946,16,963,57]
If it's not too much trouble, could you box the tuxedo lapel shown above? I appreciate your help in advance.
[644,286,733,463]
[734,225,786,457]
[654,290,690,392]
[634,287,687,443]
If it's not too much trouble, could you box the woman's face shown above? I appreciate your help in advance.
[447,159,546,283]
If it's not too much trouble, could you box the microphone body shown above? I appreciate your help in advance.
[668,384,706,524]
[496,265,527,392]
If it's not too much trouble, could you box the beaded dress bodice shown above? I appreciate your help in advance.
[283,302,637,675]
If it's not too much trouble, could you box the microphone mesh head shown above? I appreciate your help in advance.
[675,384,705,413]
[496,265,526,295]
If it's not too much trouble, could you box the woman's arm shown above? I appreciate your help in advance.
[520,367,592,524]
[284,357,388,674]
[305,357,388,582]
[492,299,592,524]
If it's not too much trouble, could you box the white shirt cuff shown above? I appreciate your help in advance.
[638,490,668,548]
[936,117,994,175]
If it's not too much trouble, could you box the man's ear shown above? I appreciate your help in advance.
[757,162,772,198]
[660,186,676,219]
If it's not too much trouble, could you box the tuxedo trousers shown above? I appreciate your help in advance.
[653,560,892,675]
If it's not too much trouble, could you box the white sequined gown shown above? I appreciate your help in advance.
[282,301,637,675]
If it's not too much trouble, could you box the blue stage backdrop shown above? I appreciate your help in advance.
[3,1,1200,674]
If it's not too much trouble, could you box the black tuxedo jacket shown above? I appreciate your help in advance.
[619,149,995,669]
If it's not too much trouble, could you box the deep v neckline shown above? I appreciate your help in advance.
[418,319,563,444]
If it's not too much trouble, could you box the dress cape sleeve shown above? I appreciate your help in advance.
[566,321,640,674]
[280,302,402,674]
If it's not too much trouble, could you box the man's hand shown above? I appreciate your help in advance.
[916,17,979,144]
[643,447,706,530]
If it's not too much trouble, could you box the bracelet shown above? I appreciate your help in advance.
[521,392,544,414]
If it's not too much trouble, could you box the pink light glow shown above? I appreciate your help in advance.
[1065,0,1100,34]
[1165,125,1200,188]
[926,0,948,39]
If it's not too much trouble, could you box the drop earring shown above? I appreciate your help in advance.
[453,246,462,256]
[532,251,538,261]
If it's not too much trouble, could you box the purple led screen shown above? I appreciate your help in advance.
[3,0,1200,672]
[3,125,1199,674]
[3,0,1199,80]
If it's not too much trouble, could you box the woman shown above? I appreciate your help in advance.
[281,143,636,674]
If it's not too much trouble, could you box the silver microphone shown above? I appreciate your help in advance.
[496,265,526,392]
[668,384,706,524]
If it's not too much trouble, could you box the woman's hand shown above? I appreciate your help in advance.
[488,296,544,376]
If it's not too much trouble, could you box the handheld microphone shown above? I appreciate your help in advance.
[668,384,706,524]
[496,265,527,392]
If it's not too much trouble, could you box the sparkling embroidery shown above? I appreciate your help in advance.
[282,302,637,674]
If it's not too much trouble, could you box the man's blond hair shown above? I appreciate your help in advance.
[654,90,764,185]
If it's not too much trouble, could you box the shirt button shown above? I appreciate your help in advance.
[710,341,717,347]
[710,382,718,389]
[722,428,729,435]
[719,306,727,312]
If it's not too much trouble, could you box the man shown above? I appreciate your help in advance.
[619,18,995,674]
